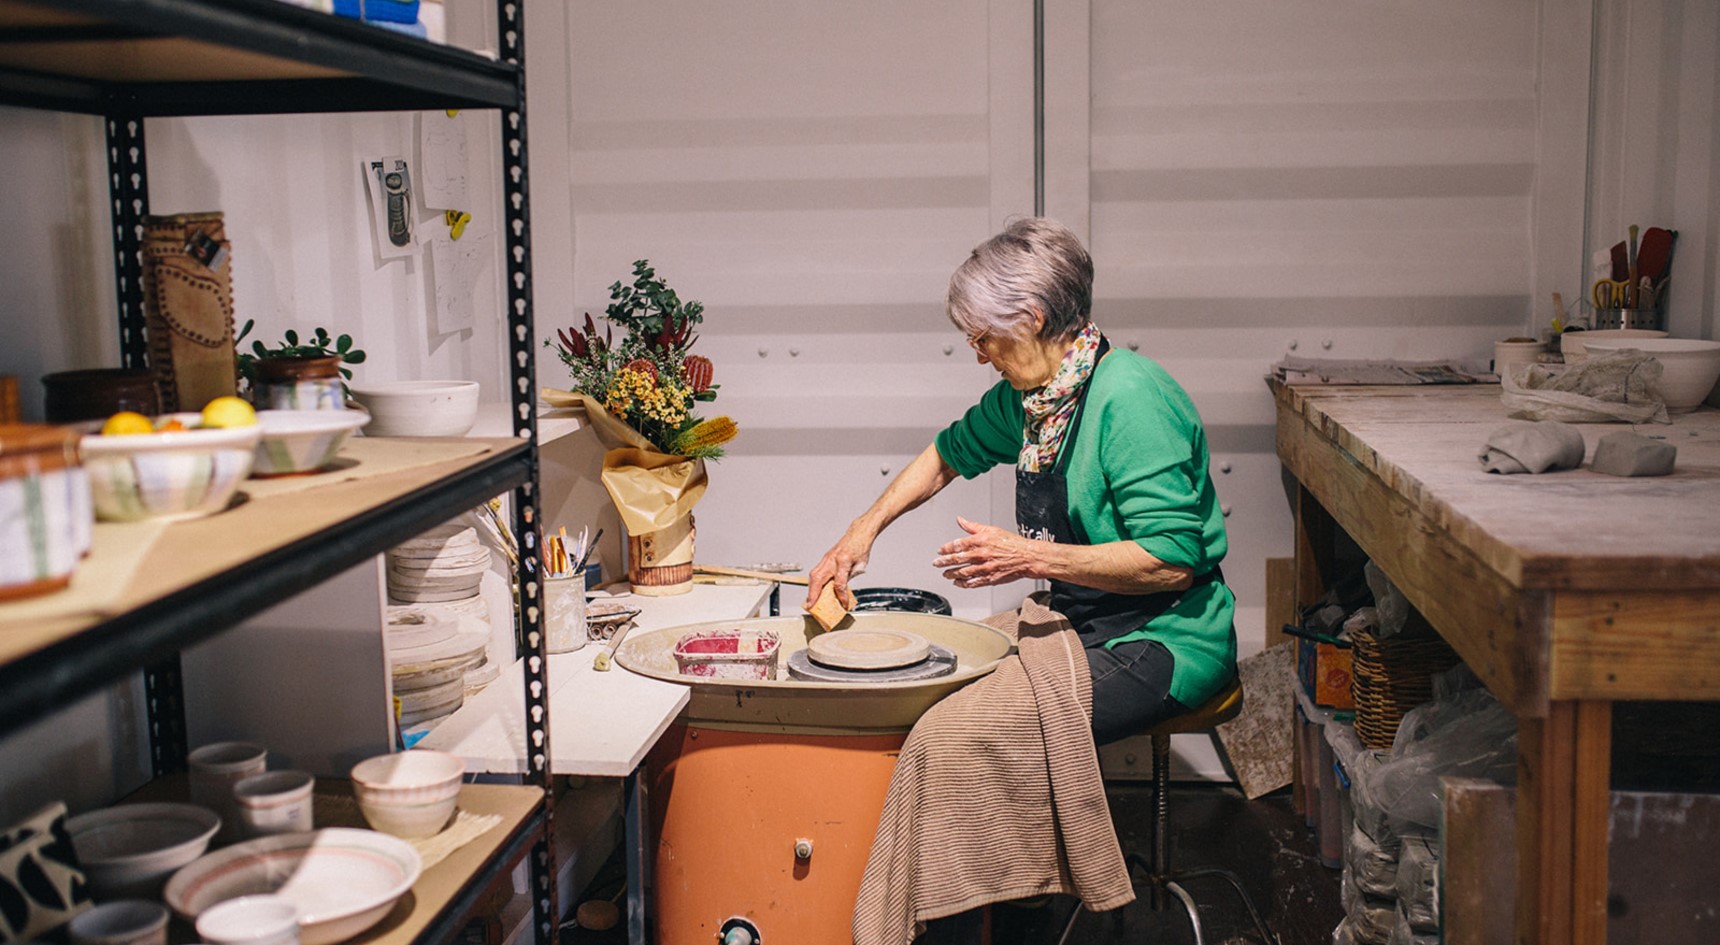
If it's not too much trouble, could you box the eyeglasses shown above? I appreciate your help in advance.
[964,328,993,351]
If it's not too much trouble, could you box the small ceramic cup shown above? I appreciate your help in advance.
[232,769,315,838]
[189,741,267,843]
[1493,338,1545,382]
[69,900,170,945]
[195,894,301,945]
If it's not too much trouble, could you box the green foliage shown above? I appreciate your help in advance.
[234,320,368,391]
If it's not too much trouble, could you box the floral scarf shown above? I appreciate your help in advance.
[1019,322,1104,473]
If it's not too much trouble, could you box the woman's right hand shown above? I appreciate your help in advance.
[805,531,870,611]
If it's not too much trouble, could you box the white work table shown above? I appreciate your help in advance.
[419,582,775,776]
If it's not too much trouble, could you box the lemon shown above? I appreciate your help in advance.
[200,396,258,429]
[100,411,155,436]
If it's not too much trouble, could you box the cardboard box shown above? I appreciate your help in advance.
[1297,634,1355,709]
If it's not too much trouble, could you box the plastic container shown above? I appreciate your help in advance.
[673,629,780,680]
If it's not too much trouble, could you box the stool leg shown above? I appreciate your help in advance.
[1152,732,1171,911]
[1165,881,1205,945]
[1054,902,1082,945]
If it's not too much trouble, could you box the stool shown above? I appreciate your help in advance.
[1057,677,1279,945]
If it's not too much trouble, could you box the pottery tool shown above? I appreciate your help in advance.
[575,527,602,573]
[805,580,854,633]
[1550,291,1566,332]
[1627,224,1640,308]
[692,564,811,585]
[592,616,635,672]
[1636,227,1676,283]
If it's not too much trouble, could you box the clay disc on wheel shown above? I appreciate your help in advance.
[806,628,932,670]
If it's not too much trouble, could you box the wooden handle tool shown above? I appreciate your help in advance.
[692,564,810,585]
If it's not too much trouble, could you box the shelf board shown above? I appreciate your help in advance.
[126,775,545,945]
[0,436,531,739]
[0,0,519,115]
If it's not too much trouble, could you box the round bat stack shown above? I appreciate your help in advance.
[385,524,499,730]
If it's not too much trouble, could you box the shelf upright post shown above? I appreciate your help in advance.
[105,100,190,777]
[104,109,150,371]
[498,0,557,939]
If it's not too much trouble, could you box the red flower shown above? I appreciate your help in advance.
[557,327,587,359]
[681,355,714,393]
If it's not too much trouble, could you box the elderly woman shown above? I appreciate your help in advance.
[806,217,1235,746]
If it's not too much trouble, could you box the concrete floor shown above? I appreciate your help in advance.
[563,784,1342,945]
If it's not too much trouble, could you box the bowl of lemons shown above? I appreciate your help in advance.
[81,397,262,522]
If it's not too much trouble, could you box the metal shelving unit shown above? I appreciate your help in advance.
[0,1,553,940]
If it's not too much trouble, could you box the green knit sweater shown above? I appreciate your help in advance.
[934,348,1236,707]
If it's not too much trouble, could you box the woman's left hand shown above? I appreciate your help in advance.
[934,516,1041,588]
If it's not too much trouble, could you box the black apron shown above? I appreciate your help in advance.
[1015,341,1220,648]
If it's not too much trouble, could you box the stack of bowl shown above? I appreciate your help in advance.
[350,750,465,839]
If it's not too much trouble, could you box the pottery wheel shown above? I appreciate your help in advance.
[786,644,958,683]
[806,627,932,670]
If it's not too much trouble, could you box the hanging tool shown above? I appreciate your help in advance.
[1626,225,1640,308]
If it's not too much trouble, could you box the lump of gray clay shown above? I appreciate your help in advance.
[1589,431,1677,477]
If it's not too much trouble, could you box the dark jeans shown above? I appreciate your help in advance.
[1086,635,1189,746]
[917,637,1188,944]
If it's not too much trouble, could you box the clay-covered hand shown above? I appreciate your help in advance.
[934,516,1041,589]
[805,534,867,611]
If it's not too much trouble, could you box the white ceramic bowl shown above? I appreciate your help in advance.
[194,894,300,945]
[347,381,480,437]
[1581,337,1720,412]
[1560,328,1668,364]
[252,409,369,477]
[164,828,421,945]
[80,415,259,522]
[350,750,465,839]
[66,802,221,901]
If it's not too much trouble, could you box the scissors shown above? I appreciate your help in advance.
[1592,278,1630,309]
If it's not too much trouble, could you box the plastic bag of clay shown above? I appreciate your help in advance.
[1362,560,1409,638]
[1339,892,1397,945]
[1385,903,1439,945]
[1394,834,1440,931]
[1345,820,1399,897]
[1347,748,1397,854]
[1363,689,1517,835]
[1500,350,1670,424]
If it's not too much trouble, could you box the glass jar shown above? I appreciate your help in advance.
[253,354,344,411]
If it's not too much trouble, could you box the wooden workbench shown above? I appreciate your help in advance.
[1271,379,1720,945]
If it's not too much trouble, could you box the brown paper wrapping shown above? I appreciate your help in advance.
[142,212,237,412]
[599,448,707,536]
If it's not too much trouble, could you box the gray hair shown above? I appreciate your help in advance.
[946,217,1093,341]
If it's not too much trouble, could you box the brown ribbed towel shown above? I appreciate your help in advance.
[851,595,1134,944]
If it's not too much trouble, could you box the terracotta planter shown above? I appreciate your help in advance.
[252,354,343,411]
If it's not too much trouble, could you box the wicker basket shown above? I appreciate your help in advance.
[1351,626,1462,750]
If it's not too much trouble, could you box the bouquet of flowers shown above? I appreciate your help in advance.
[548,260,736,459]
[543,260,736,595]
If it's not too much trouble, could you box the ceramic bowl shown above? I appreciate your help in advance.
[1581,337,1720,412]
[163,828,421,945]
[80,415,259,522]
[347,381,480,437]
[194,894,300,945]
[251,409,369,477]
[66,802,221,900]
[1560,328,1668,364]
[349,750,465,839]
